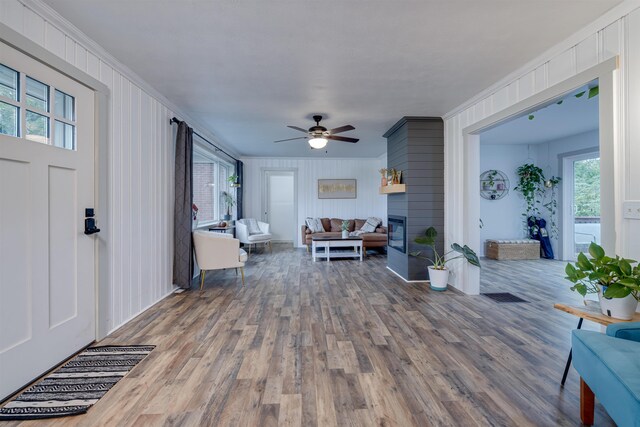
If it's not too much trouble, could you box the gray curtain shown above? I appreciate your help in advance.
[173,121,193,289]
[235,160,243,220]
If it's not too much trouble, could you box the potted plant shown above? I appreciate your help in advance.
[390,168,402,184]
[221,191,235,221]
[227,174,240,188]
[379,168,388,187]
[565,242,640,320]
[341,220,350,239]
[482,170,497,190]
[410,227,481,291]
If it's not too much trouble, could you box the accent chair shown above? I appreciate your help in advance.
[192,230,248,290]
[572,322,640,426]
[237,219,272,255]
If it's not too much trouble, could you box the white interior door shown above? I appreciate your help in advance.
[264,171,295,242]
[562,151,601,260]
[0,42,96,400]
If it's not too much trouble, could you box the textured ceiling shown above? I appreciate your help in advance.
[43,0,621,157]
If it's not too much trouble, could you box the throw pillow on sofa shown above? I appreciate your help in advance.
[360,217,382,233]
[305,217,324,233]
[330,218,343,232]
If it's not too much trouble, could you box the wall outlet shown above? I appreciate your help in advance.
[623,201,640,220]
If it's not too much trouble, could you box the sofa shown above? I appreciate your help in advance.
[572,322,640,426]
[301,218,387,252]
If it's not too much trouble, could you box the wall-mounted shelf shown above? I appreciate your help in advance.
[379,184,406,194]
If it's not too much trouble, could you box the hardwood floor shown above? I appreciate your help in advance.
[3,246,614,426]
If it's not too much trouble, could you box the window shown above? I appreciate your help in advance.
[192,138,235,225]
[0,64,19,137]
[0,62,76,150]
[53,90,76,150]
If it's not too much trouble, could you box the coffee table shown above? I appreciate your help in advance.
[311,235,363,262]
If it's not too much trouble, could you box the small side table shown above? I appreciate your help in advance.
[208,225,235,238]
[554,301,640,386]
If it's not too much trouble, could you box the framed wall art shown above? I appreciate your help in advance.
[317,179,357,199]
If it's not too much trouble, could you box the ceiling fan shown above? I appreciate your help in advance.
[274,115,359,149]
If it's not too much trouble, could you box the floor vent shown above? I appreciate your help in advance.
[481,292,528,303]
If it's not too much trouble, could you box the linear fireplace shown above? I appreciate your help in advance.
[388,215,406,253]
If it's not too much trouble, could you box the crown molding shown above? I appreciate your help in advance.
[443,0,640,120]
[18,0,240,158]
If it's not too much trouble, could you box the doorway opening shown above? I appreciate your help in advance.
[460,57,617,295]
[477,82,601,296]
[262,169,297,244]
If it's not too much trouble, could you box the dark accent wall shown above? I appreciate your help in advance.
[384,117,444,281]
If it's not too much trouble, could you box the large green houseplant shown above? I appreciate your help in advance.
[565,242,640,320]
[410,227,480,291]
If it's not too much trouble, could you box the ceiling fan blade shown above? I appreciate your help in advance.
[327,135,359,143]
[287,125,309,133]
[274,136,308,143]
[329,125,355,134]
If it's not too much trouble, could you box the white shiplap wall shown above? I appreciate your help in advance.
[241,157,387,247]
[444,2,640,293]
[0,0,235,332]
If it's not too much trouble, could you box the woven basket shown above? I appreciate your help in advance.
[485,240,540,260]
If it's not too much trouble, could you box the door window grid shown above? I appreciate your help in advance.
[0,62,76,150]
[0,64,19,137]
[0,63,19,101]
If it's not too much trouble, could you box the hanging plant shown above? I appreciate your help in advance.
[514,164,546,220]
[514,164,561,238]
[543,176,562,237]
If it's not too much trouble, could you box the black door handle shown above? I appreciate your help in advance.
[84,208,100,235]
[84,218,100,235]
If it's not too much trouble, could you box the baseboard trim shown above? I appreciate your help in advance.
[106,288,176,335]
[386,266,429,283]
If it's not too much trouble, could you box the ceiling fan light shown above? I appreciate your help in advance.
[309,137,328,149]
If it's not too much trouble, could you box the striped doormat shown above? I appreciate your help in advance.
[0,345,154,421]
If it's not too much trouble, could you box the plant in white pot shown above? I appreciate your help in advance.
[410,227,481,291]
[565,242,640,320]
[341,220,350,239]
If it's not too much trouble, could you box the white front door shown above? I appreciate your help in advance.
[0,42,96,400]
[264,170,295,242]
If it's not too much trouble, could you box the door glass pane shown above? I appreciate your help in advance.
[54,120,75,150]
[55,90,75,121]
[26,110,49,144]
[0,101,19,136]
[0,64,18,101]
[26,76,49,112]
[573,157,600,257]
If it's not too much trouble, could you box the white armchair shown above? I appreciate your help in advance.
[236,219,272,255]
[193,230,248,290]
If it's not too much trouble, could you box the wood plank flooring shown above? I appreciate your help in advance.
[3,246,615,426]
